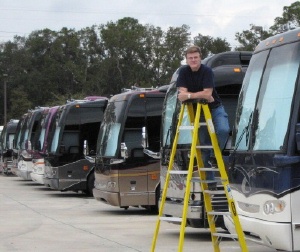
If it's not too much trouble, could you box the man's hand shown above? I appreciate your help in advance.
[178,90,189,102]
[207,96,214,103]
[178,90,214,103]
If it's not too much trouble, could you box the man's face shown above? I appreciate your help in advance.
[186,52,201,71]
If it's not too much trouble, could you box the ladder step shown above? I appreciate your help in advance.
[212,232,238,239]
[211,200,229,203]
[196,145,213,149]
[179,125,195,130]
[191,178,227,183]
[179,123,207,130]
[177,146,213,150]
[204,190,226,195]
[159,216,182,222]
[207,211,231,216]
[169,170,188,175]
[198,167,219,172]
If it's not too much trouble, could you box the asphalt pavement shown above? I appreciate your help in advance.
[0,174,276,252]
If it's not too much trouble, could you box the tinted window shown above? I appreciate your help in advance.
[211,54,240,68]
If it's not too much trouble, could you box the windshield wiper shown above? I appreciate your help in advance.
[229,112,253,171]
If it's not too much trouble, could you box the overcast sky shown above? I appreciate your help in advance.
[0,0,296,48]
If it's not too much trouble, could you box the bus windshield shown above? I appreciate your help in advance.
[97,100,126,157]
[162,84,192,147]
[235,42,300,151]
[162,85,177,146]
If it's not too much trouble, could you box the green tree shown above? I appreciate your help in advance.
[99,17,148,93]
[234,24,272,51]
[78,25,105,95]
[0,17,193,123]
[139,24,190,86]
[0,36,32,122]
[193,34,231,58]
[23,27,90,103]
[235,1,300,51]
[99,18,191,93]
[270,1,300,33]
[160,25,190,84]
[9,86,32,119]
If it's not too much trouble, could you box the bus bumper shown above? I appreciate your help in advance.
[224,214,293,251]
[93,188,121,206]
[30,173,44,185]
[17,161,33,180]
[16,169,32,180]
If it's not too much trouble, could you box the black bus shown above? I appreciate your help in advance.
[0,119,19,174]
[43,97,108,195]
[157,51,252,228]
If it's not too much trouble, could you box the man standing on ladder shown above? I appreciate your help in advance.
[177,45,230,188]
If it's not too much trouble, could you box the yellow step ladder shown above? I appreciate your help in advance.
[151,99,248,252]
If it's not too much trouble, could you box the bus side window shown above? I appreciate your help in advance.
[146,97,164,152]
[61,131,80,154]
[123,128,144,158]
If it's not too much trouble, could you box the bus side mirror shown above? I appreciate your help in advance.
[142,126,161,159]
[25,140,32,150]
[296,123,300,151]
[83,140,89,156]
[120,142,128,159]
[142,126,148,148]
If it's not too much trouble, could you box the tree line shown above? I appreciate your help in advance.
[0,1,299,123]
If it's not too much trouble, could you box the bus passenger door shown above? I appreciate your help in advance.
[118,128,149,206]
[118,96,148,206]
[145,96,164,205]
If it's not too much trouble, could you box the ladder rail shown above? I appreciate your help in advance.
[178,102,202,250]
[196,103,220,252]
[151,102,186,252]
[202,105,248,251]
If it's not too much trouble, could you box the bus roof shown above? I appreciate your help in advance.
[255,28,300,53]
[110,87,166,102]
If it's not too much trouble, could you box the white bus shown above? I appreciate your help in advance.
[224,28,300,251]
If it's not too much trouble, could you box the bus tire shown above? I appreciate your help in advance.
[86,172,95,196]
[149,186,160,214]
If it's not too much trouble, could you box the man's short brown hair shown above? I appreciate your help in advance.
[185,45,201,57]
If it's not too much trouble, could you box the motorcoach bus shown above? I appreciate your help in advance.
[31,106,60,184]
[151,51,252,228]
[16,107,49,180]
[224,28,300,251]
[93,86,168,212]
[11,113,28,175]
[43,97,108,195]
[0,119,19,174]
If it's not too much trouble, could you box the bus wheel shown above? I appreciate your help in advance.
[149,186,160,214]
[86,172,95,196]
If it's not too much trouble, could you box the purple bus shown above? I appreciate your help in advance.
[16,107,49,180]
[31,106,60,184]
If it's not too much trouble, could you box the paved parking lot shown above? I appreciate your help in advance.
[0,174,276,252]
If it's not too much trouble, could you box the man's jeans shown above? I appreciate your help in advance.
[199,105,230,180]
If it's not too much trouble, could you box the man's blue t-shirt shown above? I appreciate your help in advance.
[176,64,221,108]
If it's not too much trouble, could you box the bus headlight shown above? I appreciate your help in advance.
[263,200,285,215]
